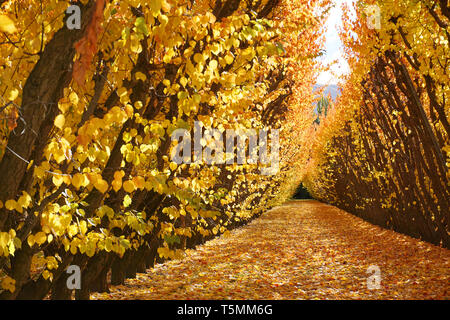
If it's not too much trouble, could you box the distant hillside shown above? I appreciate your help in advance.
[313,84,341,101]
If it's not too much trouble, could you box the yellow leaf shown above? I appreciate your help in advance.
[35,232,47,245]
[134,101,143,109]
[180,77,188,87]
[112,179,122,192]
[150,0,162,16]
[54,114,65,129]
[52,174,65,187]
[194,53,204,64]
[68,224,78,238]
[104,238,113,252]
[27,234,35,247]
[123,194,132,208]
[123,180,136,193]
[70,243,77,255]
[114,170,125,180]
[132,176,145,189]
[69,92,79,105]
[79,220,87,235]
[72,173,89,189]
[95,179,109,193]
[169,162,178,171]
[209,59,218,70]
[8,88,19,101]
[17,192,32,209]
[42,270,52,280]
[5,200,16,211]
[161,0,171,12]
[125,104,134,117]
[225,54,234,65]
[0,15,17,34]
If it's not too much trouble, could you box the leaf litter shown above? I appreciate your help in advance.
[92,200,449,300]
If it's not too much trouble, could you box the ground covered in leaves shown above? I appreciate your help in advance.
[92,200,450,300]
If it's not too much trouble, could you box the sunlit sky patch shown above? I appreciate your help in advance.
[316,0,355,85]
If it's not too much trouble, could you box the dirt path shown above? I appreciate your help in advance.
[92,200,450,300]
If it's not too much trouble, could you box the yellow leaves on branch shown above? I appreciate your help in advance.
[0,229,21,258]
[0,276,15,293]
[148,0,171,17]
[4,192,32,214]
[72,173,90,189]
[27,231,47,247]
[88,172,109,193]
[0,0,328,296]
[157,247,184,260]
[112,170,125,192]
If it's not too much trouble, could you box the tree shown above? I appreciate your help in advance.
[0,0,329,299]
[303,0,449,248]
[314,96,330,125]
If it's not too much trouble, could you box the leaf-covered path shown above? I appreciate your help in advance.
[92,201,450,300]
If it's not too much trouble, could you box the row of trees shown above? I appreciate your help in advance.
[303,0,449,248]
[0,0,328,299]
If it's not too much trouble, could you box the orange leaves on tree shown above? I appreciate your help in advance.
[73,0,105,86]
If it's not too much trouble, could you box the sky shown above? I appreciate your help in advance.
[316,0,355,85]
